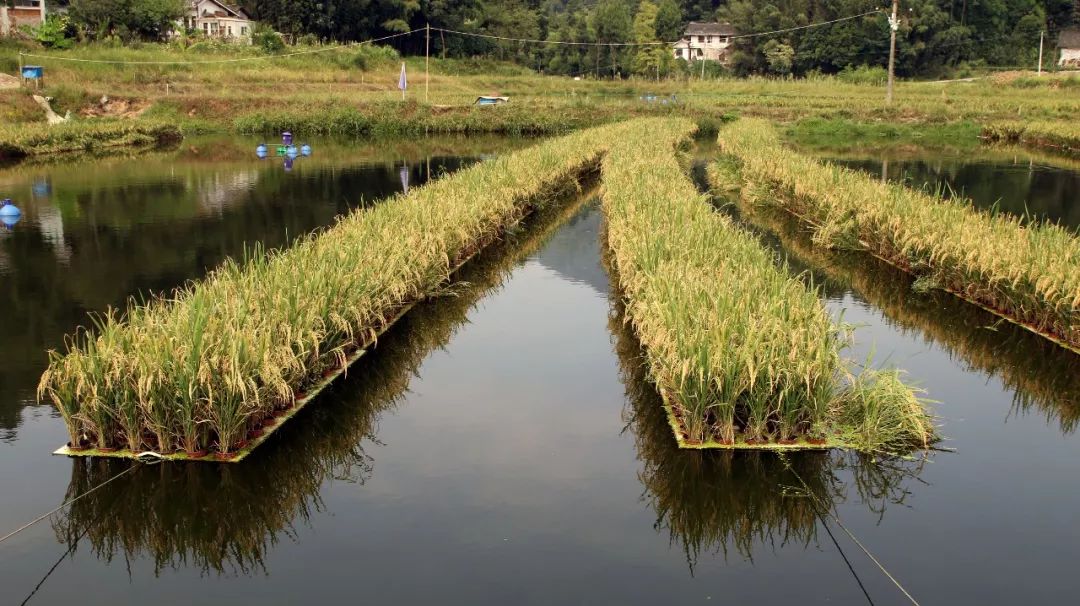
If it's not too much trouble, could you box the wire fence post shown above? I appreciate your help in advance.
[425,23,431,103]
[886,0,898,105]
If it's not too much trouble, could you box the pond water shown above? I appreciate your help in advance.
[812,146,1080,229]
[0,139,1078,605]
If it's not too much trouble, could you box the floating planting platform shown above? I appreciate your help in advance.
[43,123,616,463]
[718,118,1080,356]
[661,393,846,451]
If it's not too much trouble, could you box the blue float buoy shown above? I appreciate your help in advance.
[256,143,268,158]
[0,198,20,217]
[300,144,312,157]
[0,199,21,228]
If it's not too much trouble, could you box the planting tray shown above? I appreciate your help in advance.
[661,392,850,451]
[53,197,549,464]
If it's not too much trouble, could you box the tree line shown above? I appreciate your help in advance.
[44,0,1080,77]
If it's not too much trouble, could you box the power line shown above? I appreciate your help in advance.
[433,11,884,48]
[17,29,419,65]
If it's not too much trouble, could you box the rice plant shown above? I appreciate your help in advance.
[600,118,936,452]
[39,124,614,457]
[719,118,1080,353]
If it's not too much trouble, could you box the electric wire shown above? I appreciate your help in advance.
[0,463,138,546]
[782,457,922,606]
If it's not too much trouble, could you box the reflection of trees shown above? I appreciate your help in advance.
[50,186,598,576]
[747,205,1080,433]
[825,147,1080,230]
[607,251,925,567]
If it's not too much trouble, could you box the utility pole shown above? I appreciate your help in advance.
[886,0,899,105]
[425,24,431,103]
[1037,31,1044,76]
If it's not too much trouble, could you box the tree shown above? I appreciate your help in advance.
[763,39,795,74]
[592,0,633,77]
[633,1,664,76]
[69,0,185,41]
[655,0,684,42]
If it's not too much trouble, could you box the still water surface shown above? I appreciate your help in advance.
[0,139,1078,605]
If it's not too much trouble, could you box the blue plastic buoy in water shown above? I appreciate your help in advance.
[0,199,21,228]
[256,143,268,158]
[300,144,312,157]
[286,145,298,158]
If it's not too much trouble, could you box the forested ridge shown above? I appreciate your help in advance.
[48,0,1080,77]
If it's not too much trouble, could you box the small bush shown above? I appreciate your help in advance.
[837,65,888,86]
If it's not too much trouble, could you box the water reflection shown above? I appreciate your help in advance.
[51,188,597,576]
[605,249,927,569]
[743,204,1080,431]
[820,147,1080,230]
[0,136,527,437]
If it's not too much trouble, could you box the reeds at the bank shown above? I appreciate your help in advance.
[0,121,182,159]
[601,118,935,452]
[39,125,610,456]
[720,118,1080,353]
[983,121,1080,155]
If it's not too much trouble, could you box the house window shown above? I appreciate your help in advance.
[706,36,712,43]
[210,22,219,34]
[227,26,233,36]
[241,26,248,35]
[203,23,209,33]
[698,36,705,43]
[696,49,703,57]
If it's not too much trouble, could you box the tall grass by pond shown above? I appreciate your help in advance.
[600,118,935,452]
[983,121,1080,155]
[39,124,611,458]
[0,121,181,159]
[718,118,1080,354]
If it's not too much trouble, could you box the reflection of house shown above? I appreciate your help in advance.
[180,0,253,42]
[1060,28,1080,67]
[1,0,46,36]
[672,22,737,63]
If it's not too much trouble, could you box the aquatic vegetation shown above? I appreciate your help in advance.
[719,118,1080,353]
[52,188,597,575]
[0,121,181,159]
[600,118,936,452]
[39,126,610,458]
[612,291,928,565]
[748,204,1080,431]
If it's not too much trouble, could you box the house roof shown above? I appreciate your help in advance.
[196,0,251,20]
[1060,27,1080,49]
[684,22,738,37]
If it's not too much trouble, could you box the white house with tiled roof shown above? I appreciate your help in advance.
[1060,27,1080,67]
[180,0,253,42]
[672,22,738,63]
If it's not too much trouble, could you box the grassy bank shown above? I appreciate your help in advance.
[718,118,1080,353]
[600,118,935,453]
[0,120,182,160]
[983,121,1080,155]
[39,123,612,459]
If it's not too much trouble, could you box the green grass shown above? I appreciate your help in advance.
[719,118,1080,353]
[600,118,935,453]
[787,117,982,150]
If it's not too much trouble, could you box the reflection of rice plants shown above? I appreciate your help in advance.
[601,119,935,451]
[610,291,928,567]
[52,187,600,575]
[720,119,1080,354]
[40,126,610,458]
